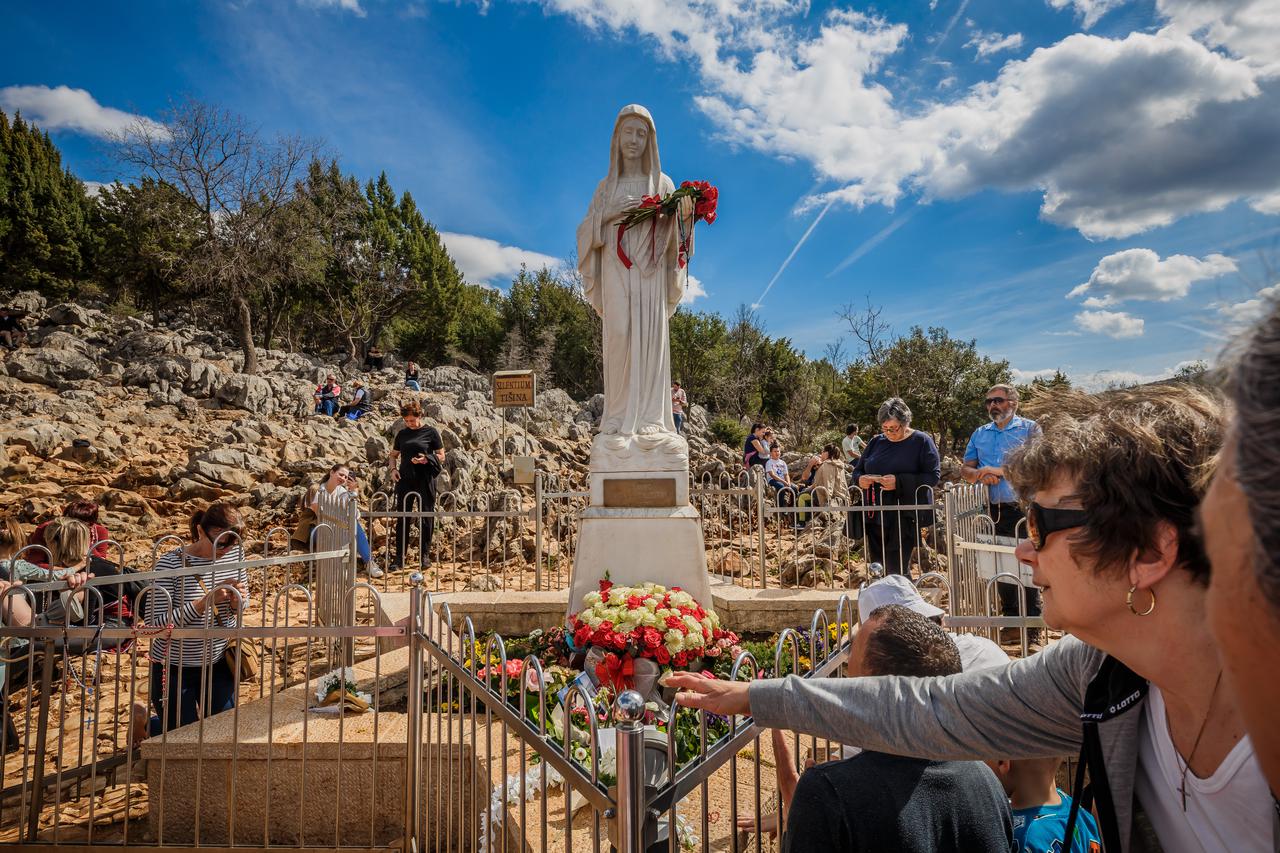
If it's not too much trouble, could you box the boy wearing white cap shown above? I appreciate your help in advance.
[857,575,1010,672]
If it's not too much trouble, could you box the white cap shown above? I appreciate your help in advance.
[857,575,944,623]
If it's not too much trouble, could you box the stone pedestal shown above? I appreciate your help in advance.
[568,432,712,612]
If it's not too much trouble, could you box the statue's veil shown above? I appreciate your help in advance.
[577,104,666,311]
[603,104,662,202]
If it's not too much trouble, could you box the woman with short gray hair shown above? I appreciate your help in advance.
[877,397,913,428]
[852,398,940,575]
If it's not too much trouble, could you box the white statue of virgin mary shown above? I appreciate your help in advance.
[576,104,691,440]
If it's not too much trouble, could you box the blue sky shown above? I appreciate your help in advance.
[4,0,1279,388]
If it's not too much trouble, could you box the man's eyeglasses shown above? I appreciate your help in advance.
[985,397,1008,406]
[1025,502,1088,550]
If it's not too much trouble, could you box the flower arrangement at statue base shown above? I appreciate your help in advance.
[464,578,741,852]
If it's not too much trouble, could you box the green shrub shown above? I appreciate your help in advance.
[709,416,746,449]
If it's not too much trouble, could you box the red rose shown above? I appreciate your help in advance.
[627,595,644,610]
[574,625,591,647]
[655,646,671,664]
[665,615,684,630]
[599,579,613,595]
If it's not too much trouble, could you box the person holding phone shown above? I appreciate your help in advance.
[313,463,382,578]
[386,401,442,572]
[852,398,941,576]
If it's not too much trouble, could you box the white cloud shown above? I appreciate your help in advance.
[82,181,106,197]
[0,85,167,140]
[1010,367,1061,383]
[680,271,707,304]
[1074,367,1167,390]
[536,1,1280,240]
[1068,248,1236,306]
[439,232,561,286]
[965,31,1024,58]
[1216,282,1280,324]
[1158,0,1280,74]
[1074,309,1145,338]
[297,0,366,15]
[1046,0,1127,29]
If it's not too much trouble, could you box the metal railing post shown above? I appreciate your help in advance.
[943,484,958,617]
[755,473,767,588]
[613,690,646,853]
[534,472,544,591]
[404,573,424,851]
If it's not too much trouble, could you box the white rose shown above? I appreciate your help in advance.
[664,629,685,650]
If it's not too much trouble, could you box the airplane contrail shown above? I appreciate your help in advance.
[752,197,835,309]
[829,209,915,276]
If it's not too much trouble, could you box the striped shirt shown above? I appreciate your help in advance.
[144,547,249,667]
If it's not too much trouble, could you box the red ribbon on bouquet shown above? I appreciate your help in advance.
[595,652,636,693]
[615,195,663,270]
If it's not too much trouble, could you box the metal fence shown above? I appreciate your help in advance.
[337,472,996,597]
[0,480,1050,851]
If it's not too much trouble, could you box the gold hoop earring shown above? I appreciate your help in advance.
[1127,585,1156,616]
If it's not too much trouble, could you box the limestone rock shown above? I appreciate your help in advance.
[5,419,78,458]
[7,348,99,387]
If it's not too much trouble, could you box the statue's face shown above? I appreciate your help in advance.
[618,117,649,161]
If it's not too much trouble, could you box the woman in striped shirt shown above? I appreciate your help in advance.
[133,502,249,741]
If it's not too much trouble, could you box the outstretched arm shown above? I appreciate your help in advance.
[669,637,1098,761]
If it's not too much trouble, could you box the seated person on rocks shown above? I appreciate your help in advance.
[0,308,27,350]
[313,374,342,416]
[336,378,372,420]
[363,346,384,371]
[986,756,1101,853]
[796,444,851,530]
[312,463,383,578]
[743,423,770,471]
[763,604,1014,852]
[765,445,800,509]
[26,499,112,567]
[404,360,421,392]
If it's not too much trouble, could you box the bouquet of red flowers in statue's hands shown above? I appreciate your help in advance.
[614,180,718,269]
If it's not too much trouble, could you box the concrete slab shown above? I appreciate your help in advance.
[409,586,857,637]
[141,646,476,846]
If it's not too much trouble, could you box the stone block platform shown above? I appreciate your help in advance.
[140,646,476,847]
[376,582,857,638]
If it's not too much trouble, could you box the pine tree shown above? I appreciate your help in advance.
[0,110,95,297]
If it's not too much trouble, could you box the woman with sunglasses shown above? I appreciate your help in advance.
[668,384,1274,852]
[852,397,941,576]
[133,502,249,742]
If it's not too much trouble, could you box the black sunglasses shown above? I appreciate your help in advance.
[1026,502,1088,550]
[985,396,1008,406]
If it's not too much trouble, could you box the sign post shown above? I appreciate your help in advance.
[492,370,538,482]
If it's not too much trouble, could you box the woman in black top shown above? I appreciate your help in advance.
[404,361,421,392]
[386,401,443,571]
[852,398,941,576]
[743,423,770,470]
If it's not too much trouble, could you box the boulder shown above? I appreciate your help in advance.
[9,290,47,313]
[217,373,274,414]
[4,420,78,458]
[47,303,99,328]
[6,348,99,387]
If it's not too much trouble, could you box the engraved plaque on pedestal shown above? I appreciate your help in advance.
[603,478,677,508]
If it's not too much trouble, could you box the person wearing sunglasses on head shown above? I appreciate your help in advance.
[961,384,1044,642]
[667,384,1275,853]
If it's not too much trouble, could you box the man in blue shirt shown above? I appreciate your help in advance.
[961,384,1042,639]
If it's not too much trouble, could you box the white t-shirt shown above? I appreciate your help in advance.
[764,458,789,482]
[950,632,1011,672]
[1136,684,1273,853]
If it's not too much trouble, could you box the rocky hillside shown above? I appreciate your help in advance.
[1,293,742,563]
